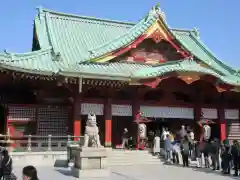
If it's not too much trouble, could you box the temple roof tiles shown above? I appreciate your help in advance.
[0,3,239,87]
[0,47,58,75]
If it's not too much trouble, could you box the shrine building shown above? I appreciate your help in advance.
[1,4,240,147]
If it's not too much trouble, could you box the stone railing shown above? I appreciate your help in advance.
[0,135,84,152]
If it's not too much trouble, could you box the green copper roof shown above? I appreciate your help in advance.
[34,8,134,67]
[171,29,235,76]
[0,47,64,75]
[88,7,159,59]
[0,4,239,87]
[59,62,150,80]
[34,5,237,76]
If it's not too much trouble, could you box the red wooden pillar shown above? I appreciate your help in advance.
[218,107,226,141]
[194,104,202,141]
[104,98,112,147]
[132,89,141,150]
[73,95,81,141]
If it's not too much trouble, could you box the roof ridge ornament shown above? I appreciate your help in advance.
[36,6,44,20]
[149,3,166,22]
[52,52,62,61]
[192,28,200,38]
[3,49,9,54]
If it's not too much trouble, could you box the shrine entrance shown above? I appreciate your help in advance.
[210,123,220,140]
[146,119,168,135]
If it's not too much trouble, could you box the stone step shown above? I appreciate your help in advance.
[108,161,163,166]
[108,150,161,166]
[109,155,159,160]
[109,156,160,161]
[110,150,150,154]
[109,158,162,164]
[109,156,159,161]
[109,154,152,157]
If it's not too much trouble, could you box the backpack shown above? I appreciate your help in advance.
[3,157,12,175]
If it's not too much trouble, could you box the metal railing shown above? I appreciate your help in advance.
[0,135,84,152]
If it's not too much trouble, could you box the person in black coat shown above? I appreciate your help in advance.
[180,136,190,167]
[1,149,12,180]
[221,146,232,174]
[231,140,240,176]
[202,140,210,168]
[210,138,220,170]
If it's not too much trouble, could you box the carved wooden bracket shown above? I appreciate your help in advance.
[216,83,233,92]
[148,29,165,43]
[140,77,169,88]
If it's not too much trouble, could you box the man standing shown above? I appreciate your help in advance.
[180,136,190,167]
[121,128,129,149]
[231,140,240,176]
[210,138,221,170]
[164,134,173,162]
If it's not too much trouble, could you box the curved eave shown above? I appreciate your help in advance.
[133,61,240,86]
[0,63,55,76]
[59,70,131,81]
[0,47,58,76]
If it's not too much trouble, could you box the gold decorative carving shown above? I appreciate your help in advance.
[148,29,164,43]
[178,75,200,84]
[216,86,227,93]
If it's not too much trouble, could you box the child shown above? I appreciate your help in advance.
[221,146,232,174]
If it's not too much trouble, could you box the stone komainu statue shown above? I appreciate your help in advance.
[83,114,103,148]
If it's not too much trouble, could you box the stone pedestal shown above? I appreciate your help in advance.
[71,147,109,178]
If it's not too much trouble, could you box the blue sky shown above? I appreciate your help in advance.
[0,0,239,67]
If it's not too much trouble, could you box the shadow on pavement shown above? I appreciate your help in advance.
[55,168,73,177]
[163,162,240,179]
[192,167,240,179]
[54,159,68,168]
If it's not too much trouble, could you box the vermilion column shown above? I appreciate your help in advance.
[194,104,202,141]
[132,93,140,150]
[218,107,226,141]
[104,98,112,147]
[73,95,81,141]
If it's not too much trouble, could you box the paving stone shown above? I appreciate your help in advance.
[12,164,237,180]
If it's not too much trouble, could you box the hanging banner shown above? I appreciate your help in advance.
[81,103,104,115]
[201,108,218,119]
[112,104,132,116]
[224,109,239,120]
[140,106,194,119]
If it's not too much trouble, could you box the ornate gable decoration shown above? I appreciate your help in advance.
[89,3,189,63]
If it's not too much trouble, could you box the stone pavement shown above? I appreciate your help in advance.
[12,164,238,180]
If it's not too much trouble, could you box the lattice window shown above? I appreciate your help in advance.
[37,106,69,138]
[7,105,36,122]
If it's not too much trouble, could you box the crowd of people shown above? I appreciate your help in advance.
[0,147,39,180]
[161,126,240,177]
